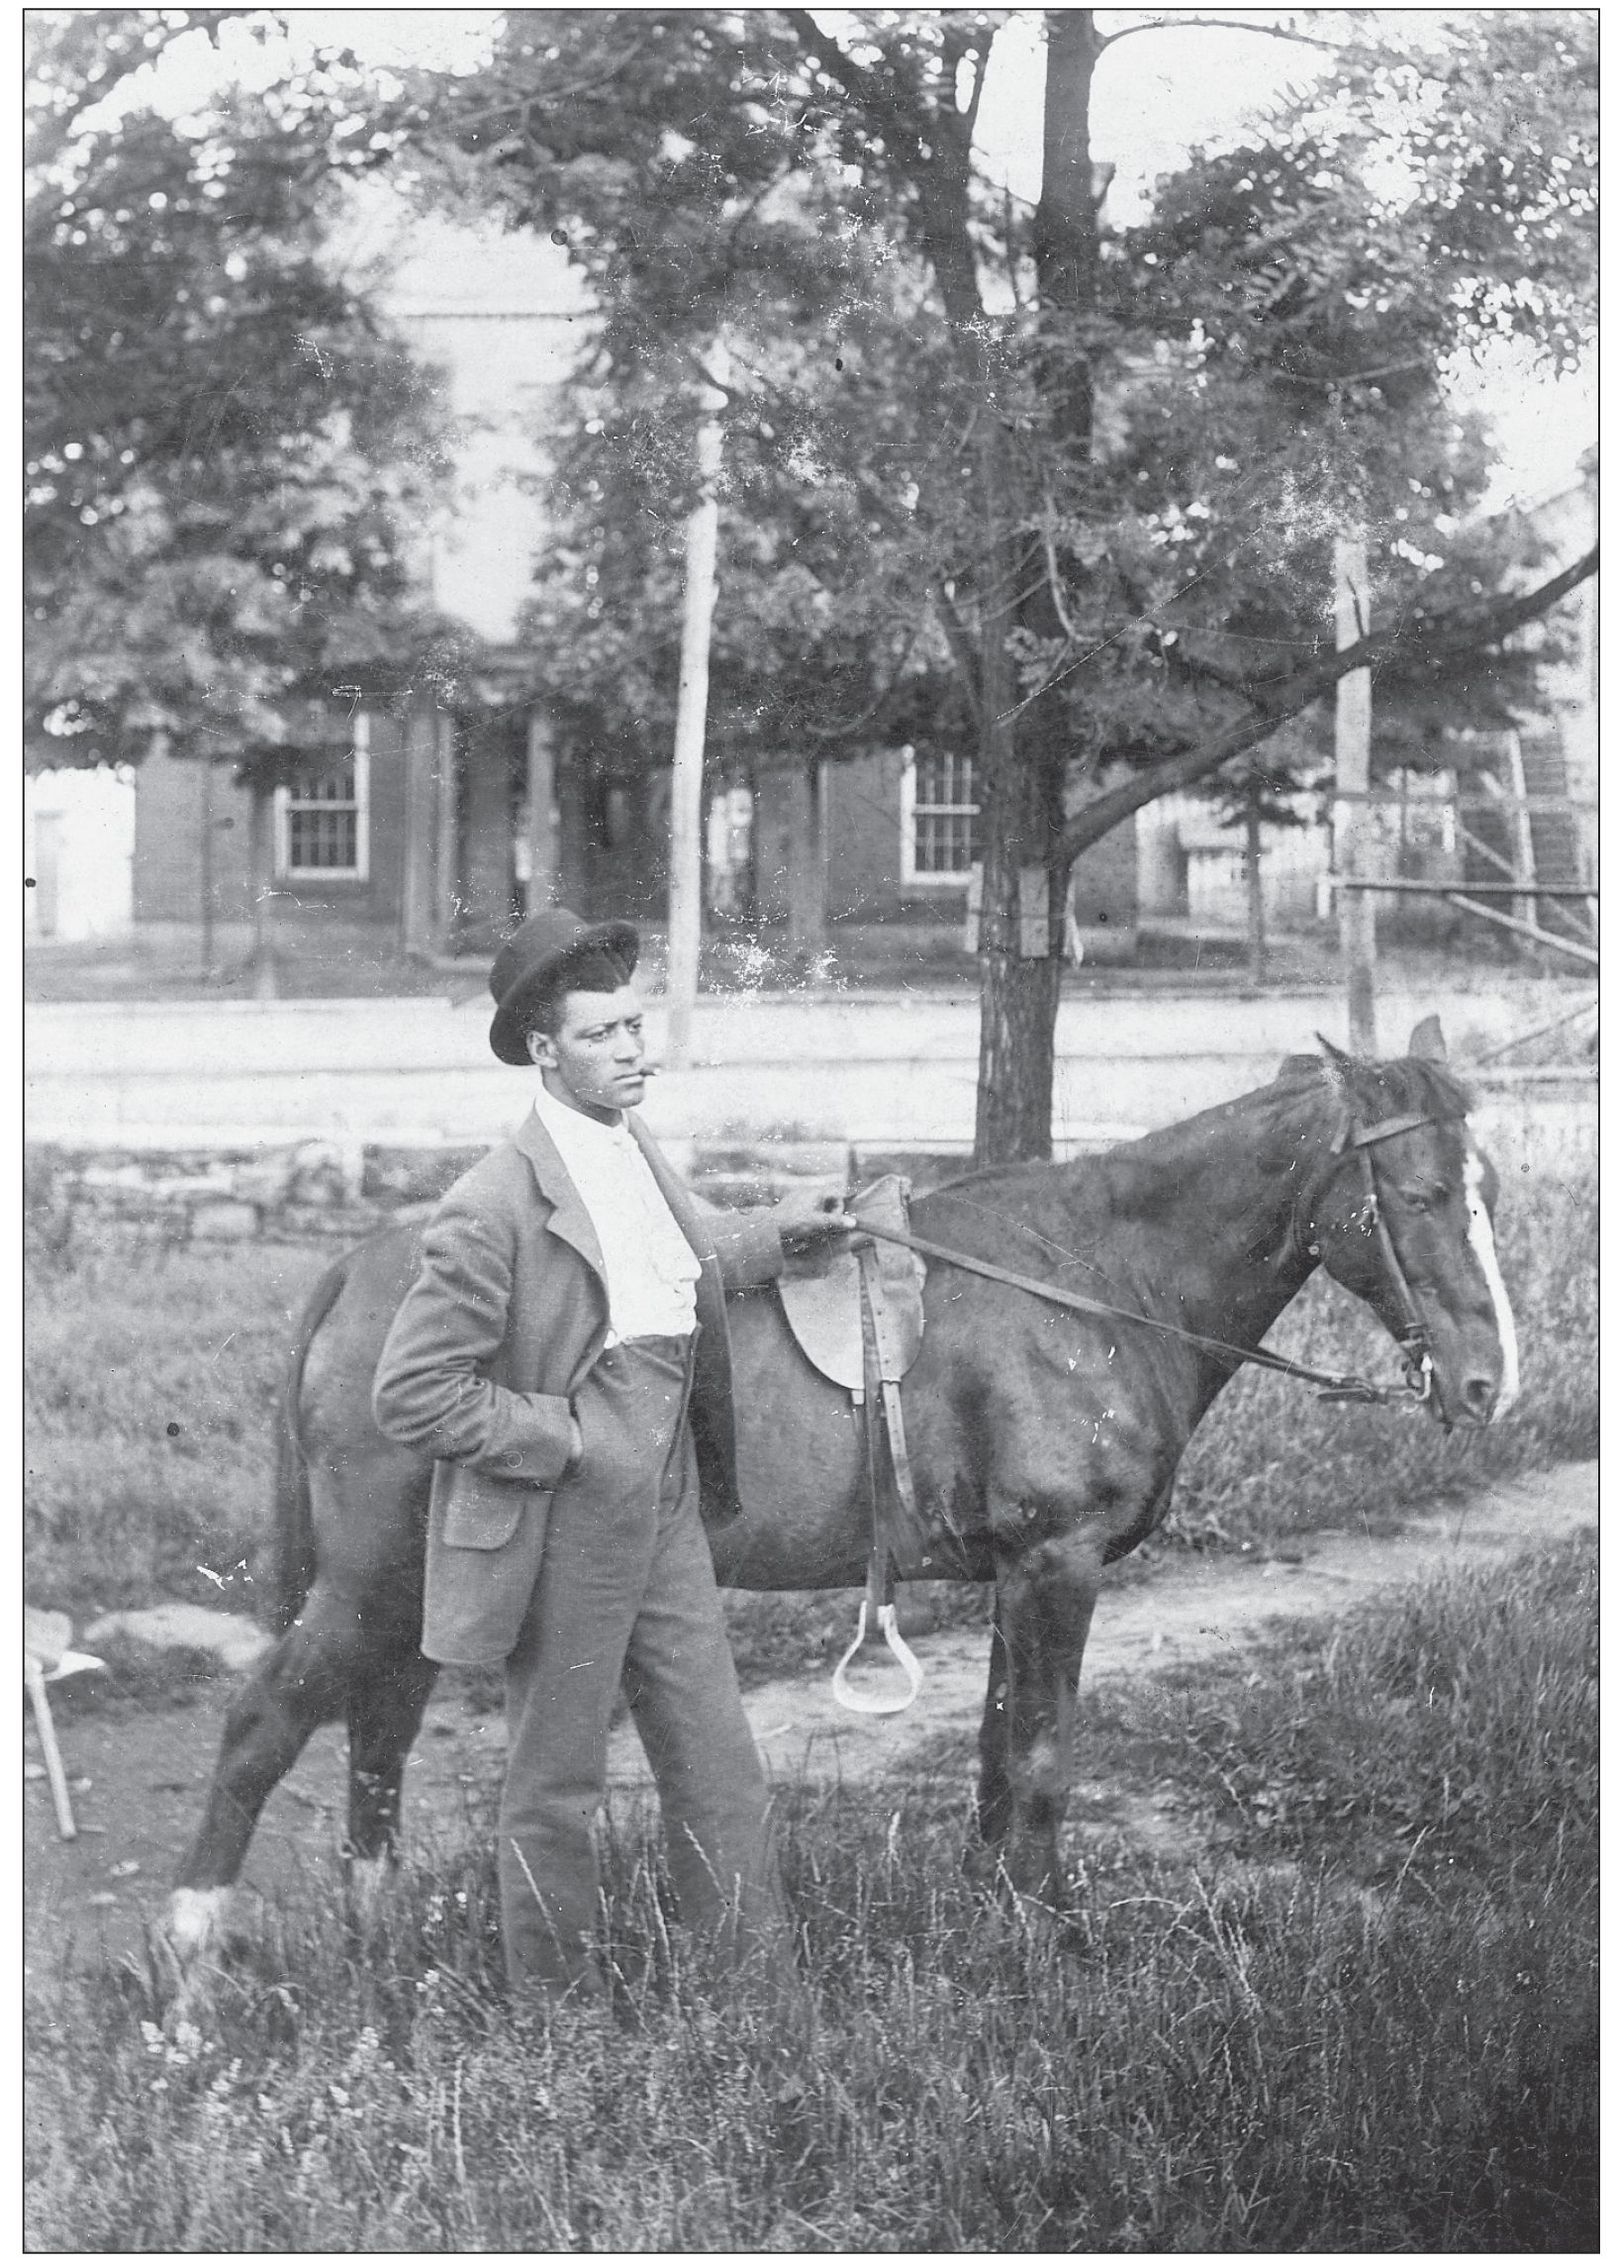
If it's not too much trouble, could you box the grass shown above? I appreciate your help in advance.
[24,1232,328,1623]
[25,1540,1597,2251]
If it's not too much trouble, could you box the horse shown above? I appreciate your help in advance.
[171,1028,1518,1951]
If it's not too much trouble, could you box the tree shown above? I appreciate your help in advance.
[25,11,457,793]
[386,9,1595,1158]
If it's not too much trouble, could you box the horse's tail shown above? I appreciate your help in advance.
[272,1247,362,1634]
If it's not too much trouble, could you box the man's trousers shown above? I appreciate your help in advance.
[497,1332,789,1999]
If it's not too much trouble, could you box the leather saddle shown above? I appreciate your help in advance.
[775,1173,925,1391]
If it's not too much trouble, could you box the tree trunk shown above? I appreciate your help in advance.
[247,777,280,1001]
[1244,802,1267,985]
[972,9,1104,1167]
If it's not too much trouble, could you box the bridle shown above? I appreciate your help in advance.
[1306,1110,1446,1410]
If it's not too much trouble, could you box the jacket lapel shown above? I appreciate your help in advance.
[512,1110,610,1290]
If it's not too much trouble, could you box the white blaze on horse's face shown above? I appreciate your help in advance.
[1462,1143,1520,1416]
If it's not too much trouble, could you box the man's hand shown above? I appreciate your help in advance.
[773,1190,867,1259]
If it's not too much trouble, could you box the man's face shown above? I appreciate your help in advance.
[528,984,648,1119]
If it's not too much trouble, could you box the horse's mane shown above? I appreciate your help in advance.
[1275,1049,1474,1129]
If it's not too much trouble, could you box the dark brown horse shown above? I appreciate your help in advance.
[172,1031,1517,1950]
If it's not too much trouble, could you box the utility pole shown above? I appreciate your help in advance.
[665,339,730,1069]
[1333,533,1376,1055]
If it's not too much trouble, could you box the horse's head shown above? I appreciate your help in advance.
[1284,1019,1519,1430]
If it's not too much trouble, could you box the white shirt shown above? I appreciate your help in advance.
[530,1085,701,1344]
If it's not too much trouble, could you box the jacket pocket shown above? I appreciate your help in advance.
[440,1468,534,1551]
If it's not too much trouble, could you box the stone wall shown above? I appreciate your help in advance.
[26,1134,970,1248]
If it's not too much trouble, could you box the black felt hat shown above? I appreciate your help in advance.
[487,906,640,1065]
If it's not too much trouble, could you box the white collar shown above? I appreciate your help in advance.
[531,1080,634,1152]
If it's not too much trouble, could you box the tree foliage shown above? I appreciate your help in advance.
[24,9,455,780]
[385,9,1593,787]
[377,9,1593,1155]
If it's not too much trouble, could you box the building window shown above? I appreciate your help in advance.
[276,716,370,880]
[900,746,978,887]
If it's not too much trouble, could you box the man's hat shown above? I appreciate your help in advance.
[487,906,640,1065]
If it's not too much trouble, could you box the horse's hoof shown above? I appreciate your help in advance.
[166,1886,235,1962]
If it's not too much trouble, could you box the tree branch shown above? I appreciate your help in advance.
[1095,16,1356,60]
[931,580,984,726]
[959,24,994,138]
[1057,544,1598,862]
[781,10,932,176]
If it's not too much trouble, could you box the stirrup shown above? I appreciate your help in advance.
[830,1598,925,1716]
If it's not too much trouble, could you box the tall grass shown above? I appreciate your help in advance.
[24,1236,330,1618]
[25,1541,1595,2251]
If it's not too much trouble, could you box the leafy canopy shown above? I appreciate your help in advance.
[377,9,1594,803]
[25,9,455,777]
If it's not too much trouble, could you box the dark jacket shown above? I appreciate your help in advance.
[372,1108,784,1664]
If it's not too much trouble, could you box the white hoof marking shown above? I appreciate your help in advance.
[167,1886,233,1959]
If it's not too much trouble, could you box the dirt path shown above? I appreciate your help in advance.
[25,1464,1596,1969]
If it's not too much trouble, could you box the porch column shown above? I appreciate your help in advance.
[432,713,459,949]
[781,761,827,952]
[523,708,560,915]
[400,700,440,959]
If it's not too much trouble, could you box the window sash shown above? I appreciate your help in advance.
[275,718,370,880]
[901,747,979,886]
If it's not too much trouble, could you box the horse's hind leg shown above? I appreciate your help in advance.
[171,1591,372,1952]
[347,1650,439,1866]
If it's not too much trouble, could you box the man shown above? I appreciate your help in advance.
[372,906,848,2006]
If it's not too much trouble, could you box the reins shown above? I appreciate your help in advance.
[848,1110,1445,1412]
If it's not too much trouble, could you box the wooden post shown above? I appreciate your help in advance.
[248,775,280,1001]
[1502,727,1536,935]
[1333,534,1376,1055]
[665,339,730,1068]
[523,709,560,916]
[198,750,216,977]
[1244,800,1267,986]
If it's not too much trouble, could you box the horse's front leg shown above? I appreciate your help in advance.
[977,1529,1104,1908]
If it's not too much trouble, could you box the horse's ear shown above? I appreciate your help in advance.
[1315,1032,1351,1067]
[1279,1053,1320,1080]
[1407,1014,1447,1062]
